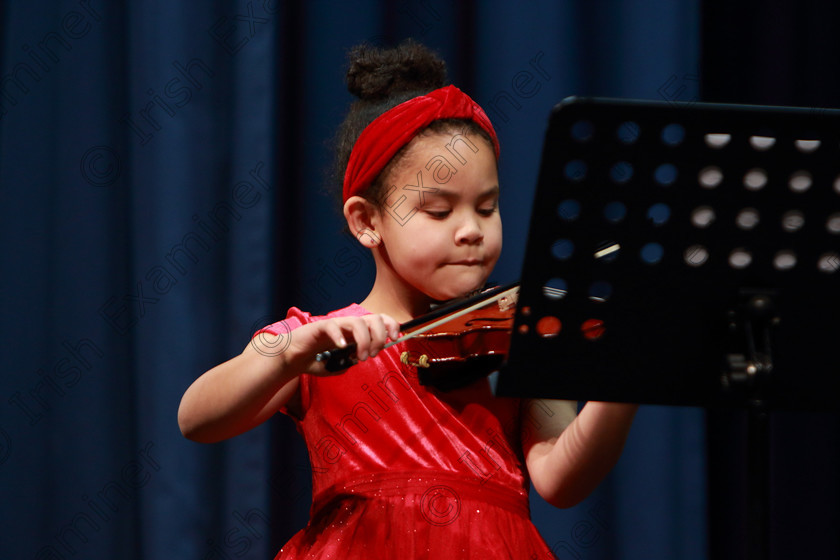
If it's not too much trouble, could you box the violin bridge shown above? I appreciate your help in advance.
[498,290,518,312]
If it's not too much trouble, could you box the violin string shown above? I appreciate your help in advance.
[381,286,519,349]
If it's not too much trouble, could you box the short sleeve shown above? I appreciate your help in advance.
[251,304,369,421]
[252,307,317,420]
[252,307,312,338]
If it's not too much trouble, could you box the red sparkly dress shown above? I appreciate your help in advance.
[260,304,554,559]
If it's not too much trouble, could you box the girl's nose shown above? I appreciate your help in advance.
[455,213,484,245]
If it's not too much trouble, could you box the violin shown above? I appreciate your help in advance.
[315,283,519,390]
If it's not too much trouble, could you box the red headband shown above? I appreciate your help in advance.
[342,85,500,202]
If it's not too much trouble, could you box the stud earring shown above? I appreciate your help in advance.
[356,228,381,247]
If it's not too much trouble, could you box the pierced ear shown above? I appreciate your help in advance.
[356,228,381,247]
[344,196,381,248]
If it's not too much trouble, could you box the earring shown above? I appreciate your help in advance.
[356,228,381,247]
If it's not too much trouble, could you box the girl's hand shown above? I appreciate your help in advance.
[260,314,401,377]
[180,313,400,443]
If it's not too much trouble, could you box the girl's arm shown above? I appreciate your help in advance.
[178,314,400,443]
[522,399,638,508]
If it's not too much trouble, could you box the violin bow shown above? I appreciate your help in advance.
[315,282,519,372]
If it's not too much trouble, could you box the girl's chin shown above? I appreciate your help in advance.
[425,278,489,303]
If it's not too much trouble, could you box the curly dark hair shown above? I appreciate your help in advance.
[331,39,494,209]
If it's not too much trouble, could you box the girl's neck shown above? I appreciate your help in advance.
[359,269,434,323]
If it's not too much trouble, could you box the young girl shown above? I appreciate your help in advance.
[179,40,637,559]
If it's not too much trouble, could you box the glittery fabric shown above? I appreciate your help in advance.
[258,305,555,559]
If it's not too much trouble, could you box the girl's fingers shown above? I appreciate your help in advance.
[322,320,348,350]
[311,314,401,372]
[366,315,388,357]
[347,318,372,361]
[382,314,401,342]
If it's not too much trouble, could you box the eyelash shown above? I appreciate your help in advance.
[425,203,498,219]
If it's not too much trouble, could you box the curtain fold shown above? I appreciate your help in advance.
[1,2,705,559]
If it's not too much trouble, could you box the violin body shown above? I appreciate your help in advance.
[400,286,517,391]
[316,284,519,391]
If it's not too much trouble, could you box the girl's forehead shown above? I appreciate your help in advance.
[402,130,496,163]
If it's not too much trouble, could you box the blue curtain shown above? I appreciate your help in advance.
[0,1,703,559]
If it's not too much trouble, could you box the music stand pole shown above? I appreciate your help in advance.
[497,97,840,559]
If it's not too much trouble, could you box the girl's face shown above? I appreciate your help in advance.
[372,131,502,303]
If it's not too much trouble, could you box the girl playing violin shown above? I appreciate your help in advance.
[178,40,637,559]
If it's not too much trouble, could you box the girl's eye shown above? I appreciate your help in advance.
[426,210,451,219]
[479,203,499,216]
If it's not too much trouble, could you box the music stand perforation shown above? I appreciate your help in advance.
[497,97,840,560]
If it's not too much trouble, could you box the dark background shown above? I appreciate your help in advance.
[702,2,840,558]
[0,1,835,558]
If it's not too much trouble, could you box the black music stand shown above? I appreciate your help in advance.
[495,98,840,559]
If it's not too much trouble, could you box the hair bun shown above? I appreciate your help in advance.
[346,39,447,101]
